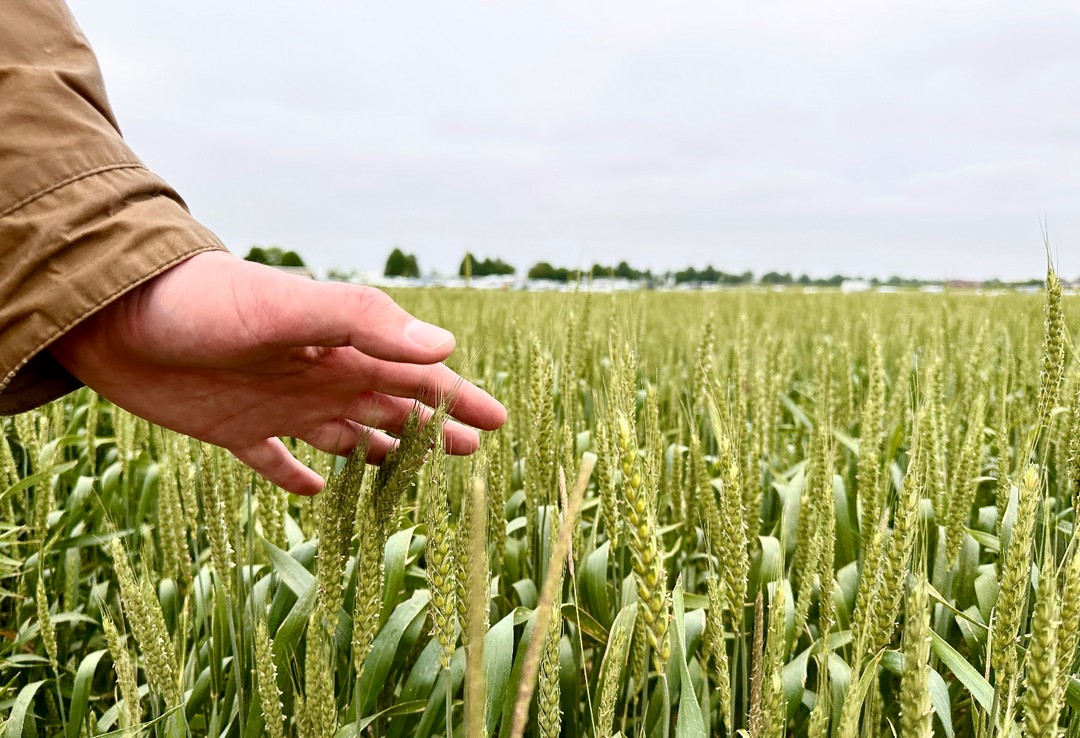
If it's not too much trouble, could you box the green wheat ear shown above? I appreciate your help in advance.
[424,438,457,670]
[107,537,180,706]
[992,465,1042,682]
[1020,528,1065,738]
[899,572,932,738]
[101,609,142,734]
[254,619,285,738]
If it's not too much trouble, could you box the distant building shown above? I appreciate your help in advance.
[840,279,871,293]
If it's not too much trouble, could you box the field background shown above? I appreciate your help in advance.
[1,285,1079,738]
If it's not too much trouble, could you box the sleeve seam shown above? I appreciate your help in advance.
[0,161,145,220]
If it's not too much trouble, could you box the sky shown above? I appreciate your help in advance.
[67,1,1080,281]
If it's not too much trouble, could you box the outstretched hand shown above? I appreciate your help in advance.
[49,251,507,495]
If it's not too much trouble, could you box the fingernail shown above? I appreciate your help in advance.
[405,319,454,349]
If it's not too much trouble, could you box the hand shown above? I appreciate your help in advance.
[48,251,507,495]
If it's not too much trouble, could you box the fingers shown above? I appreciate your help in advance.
[343,357,507,431]
[344,393,482,453]
[256,267,457,365]
[232,437,325,496]
[303,410,479,463]
[253,270,506,432]
[298,346,507,431]
[232,397,486,497]
[396,369,507,432]
[300,420,398,461]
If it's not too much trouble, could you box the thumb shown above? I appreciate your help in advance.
[263,273,456,364]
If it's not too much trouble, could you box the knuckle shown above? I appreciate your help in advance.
[349,285,394,315]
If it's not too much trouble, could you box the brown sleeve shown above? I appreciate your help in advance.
[0,0,227,414]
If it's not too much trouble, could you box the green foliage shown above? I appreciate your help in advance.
[526,261,580,282]
[385,247,420,278]
[3,276,1078,737]
[672,265,752,284]
[244,245,306,267]
[759,270,794,284]
[460,252,515,278]
[589,261,653,281]
[279,251,305,268]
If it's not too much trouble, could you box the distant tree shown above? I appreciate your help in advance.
[527,262,577,281]
[243,245,306,268]
[674,266,707,284]
[244,246,270,264]
[279,250,305,268]
[670,265,751,285]
[583,261,649,281]
[460,252,514,278]
[528,262,558,280]
[480,257,515,276]
[760,271,793,285]
[385,247,420,278]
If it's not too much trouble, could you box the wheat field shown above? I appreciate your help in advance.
[1,274,1079,738]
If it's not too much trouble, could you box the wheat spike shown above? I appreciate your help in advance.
[254,619,285,738]
[1020,544,1065,738]
[899,574,933,738]
[992,465,1042,681]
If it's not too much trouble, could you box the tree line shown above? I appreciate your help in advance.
[245,245,1056,288]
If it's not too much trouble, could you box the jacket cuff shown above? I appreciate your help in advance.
[0,165,227,414]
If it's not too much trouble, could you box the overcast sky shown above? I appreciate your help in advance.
[67,1,1080,280]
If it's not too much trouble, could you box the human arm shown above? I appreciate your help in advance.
[0,0,227,412]
[1,1,506,494]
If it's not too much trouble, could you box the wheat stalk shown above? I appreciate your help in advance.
[196,444,234,593]
[858,334,887,545]
[992,465,1042,681]
[509,454,595,738]
[254,619,285,738]
[763,581,788,738]
[101,610,141,735]
[424,440,457,670]
[899,573,932,738]
[944,396,986,566]
[108,538,179,705]
[463,474,490,738]
[618,409,670,676]
[35,576,58,672]
[596,623,628,738]
[1020,544,1065,738]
